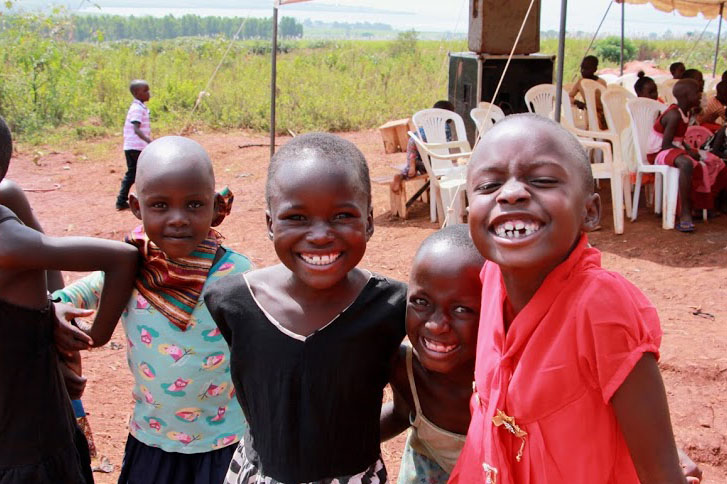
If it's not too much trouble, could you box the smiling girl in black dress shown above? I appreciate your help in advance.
[205,133,407,483]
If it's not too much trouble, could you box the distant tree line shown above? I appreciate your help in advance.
[70,14,303,41]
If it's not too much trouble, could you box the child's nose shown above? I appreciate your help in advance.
[168,210,190,226]
[306,220,334,244]
[496,178,530,205]
[425,316,451,334]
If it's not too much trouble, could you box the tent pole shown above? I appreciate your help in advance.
[620,0,625,76]
[554,0,567,123]
[270,5,279,158]
[714,3,724,78]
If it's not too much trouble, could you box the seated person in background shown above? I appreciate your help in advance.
[646,79,725,232]
[635,71,659,101]
[393,100,455,193]
[697,81,727,132]
[569,55,607,130]
[622,73,661,178]
[670,61,686,80]
[683,68,705,93]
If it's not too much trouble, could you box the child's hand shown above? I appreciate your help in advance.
[59,357,87,400]
[678,448,702,483]
[53,302,94,356]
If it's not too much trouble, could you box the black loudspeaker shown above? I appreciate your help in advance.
[469,0,541,55]
[448,52,554,145]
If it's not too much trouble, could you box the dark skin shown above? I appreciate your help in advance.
[380,246,482,441]
[55,137,226,349]
[672,63,685,80]
[0,179,65,292]
[248,158,373,338]
[467,117,694,482]
[660,79,702,226]
[0,179,87,398]
[637,79,659,101]
[573,58,600,110]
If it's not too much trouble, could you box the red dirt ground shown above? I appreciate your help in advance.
[8,129,727,483]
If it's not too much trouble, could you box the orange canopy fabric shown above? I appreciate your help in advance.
[617,0,727,19]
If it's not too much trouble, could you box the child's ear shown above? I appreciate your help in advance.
[265,210,274,241]
[365,206,375,241]
[129,194,143,221]
[581,192,602,232]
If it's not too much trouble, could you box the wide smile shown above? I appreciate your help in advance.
[489,216,544,243]
[298,252,342,266]
[420,336,460,356]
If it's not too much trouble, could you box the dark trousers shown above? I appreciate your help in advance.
[117,150,141,205]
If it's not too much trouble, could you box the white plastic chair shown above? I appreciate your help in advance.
[599,73,619,85]
[470,103,505,139]
[626,98,679,229]
[524,84,577,125]
[411,109,472,176]
[561,103,629,235]
[658,78,678,105]
[606,84,636,101]
[408,132,467,227]
[580,79,608,133]
[615,73,638,95]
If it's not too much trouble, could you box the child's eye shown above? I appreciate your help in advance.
[409,297,429,307]
[333,212,355,220]
[530,177,559,187]
[284,214,306,221]
[453,305,474,315]
[150,202,167,209]
[475,181,502,194]
[188,201,203,209]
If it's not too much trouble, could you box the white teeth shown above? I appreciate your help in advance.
[493,220,542,239]
[423,338,457,353]
[300,252,341,266]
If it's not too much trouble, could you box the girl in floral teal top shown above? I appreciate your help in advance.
[54,137,250,484]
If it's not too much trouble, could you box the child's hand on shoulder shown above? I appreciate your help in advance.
[53,302,94,356]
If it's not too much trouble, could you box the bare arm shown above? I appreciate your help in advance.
[612,353,687,484]
[0,180,65,291]
[0,226,138,347]
[132,121,152,144]
[660,111,698,159]
[380,346,412,441]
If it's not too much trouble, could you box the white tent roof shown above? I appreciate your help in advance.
[618,0,727,19]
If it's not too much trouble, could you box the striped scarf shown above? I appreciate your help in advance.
[125,225,222,331]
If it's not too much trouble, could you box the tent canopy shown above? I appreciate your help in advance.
[617,0,727,19]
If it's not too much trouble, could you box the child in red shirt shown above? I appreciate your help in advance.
[450,114,700,484]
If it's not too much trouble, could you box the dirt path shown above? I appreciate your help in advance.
[8,129,727,482]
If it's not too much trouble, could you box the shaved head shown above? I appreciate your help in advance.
[130,79,148,95]
[472,113,593,193]
[136,136,215,194]
[673,78,699,101]
[415,224,484,266]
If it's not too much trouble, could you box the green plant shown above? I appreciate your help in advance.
[595,36,636,63]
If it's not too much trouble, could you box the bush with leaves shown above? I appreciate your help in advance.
[595,36,636,63]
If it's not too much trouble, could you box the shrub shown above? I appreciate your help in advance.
[595,36,636,63]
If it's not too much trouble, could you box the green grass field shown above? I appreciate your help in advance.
[1,12,725,145]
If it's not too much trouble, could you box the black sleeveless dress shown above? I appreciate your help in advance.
[0,283,93,482]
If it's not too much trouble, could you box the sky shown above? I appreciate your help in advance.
[317,0,727,36]
[67,0,727,37]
